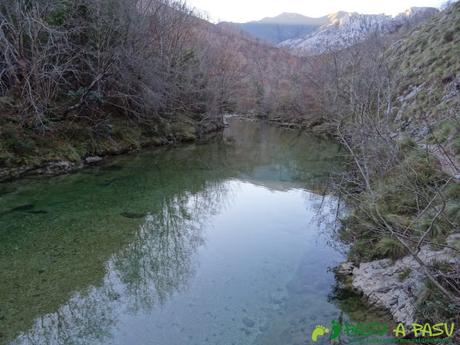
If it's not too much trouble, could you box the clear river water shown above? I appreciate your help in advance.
[0,119,385,345]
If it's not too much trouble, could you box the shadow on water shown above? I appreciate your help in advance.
[0,119,382,345]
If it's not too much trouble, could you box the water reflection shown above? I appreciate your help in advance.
[12,185,232,345]
[1,119,348,345]
[113,188,231,313]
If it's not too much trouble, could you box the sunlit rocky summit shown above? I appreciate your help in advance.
[278,7,438,55]
[225,7,438,55]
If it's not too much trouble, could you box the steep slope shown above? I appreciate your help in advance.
[389,1,460,176]
[194,18,315,117]
[328,3,460,328]
[0,1,303,181]
[390,3,460,123]
[0,3,315,181]
[279,7,438,55]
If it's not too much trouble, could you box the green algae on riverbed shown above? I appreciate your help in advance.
[0,120,387,345]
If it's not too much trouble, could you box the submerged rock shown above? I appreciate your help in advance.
[101,177,128,186]
[101,164,123,171]
[0,186,16,196]
[10,204,34,212]
[345,234,460,325]
[242,317,255,328]
[27,210,48,215]
[120,212,146,219]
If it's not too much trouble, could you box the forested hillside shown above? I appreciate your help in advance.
[193,18,317,119]
[0,0,320,181]
[0,0,215,179]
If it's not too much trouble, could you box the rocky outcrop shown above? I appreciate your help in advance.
[279,8,438,56]
[339,234,460,325]
[84,156,103,164]
[279,12,392,55]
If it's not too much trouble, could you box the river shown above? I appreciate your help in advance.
[0,119,381,345]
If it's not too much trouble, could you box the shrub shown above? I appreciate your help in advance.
[398,268,412,281]
[452,136,460,155]
[398,137,417,151]
[374,237,406,260]
[443,31,454,43]
[348,239,374,262]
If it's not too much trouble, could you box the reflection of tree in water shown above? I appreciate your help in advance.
[113,182,230,312]
[12,182,231,345]
[304,190,349,255]
[113,202,200,312]
[12,279,119,345]
[6,120,344,344]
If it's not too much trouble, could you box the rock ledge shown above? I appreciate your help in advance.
[340,234,460,325]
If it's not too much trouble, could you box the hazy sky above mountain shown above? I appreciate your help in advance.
[186,0,445,22]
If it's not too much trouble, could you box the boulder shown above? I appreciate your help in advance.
[348,234,460,325]
[336,262,355,276]
[85,156,103,164]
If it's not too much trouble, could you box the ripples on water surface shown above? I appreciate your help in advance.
[0,120,383,345]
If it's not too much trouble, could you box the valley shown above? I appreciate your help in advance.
[0,0,459,344]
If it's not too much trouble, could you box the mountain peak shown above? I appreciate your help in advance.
[395,6,439,20]
[326,11,354,25]
[225,12,330,44]
[256,12,324,25]
[225,7,439,47]
[279,7,439,56]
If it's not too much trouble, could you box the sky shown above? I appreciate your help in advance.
[186,0,446,23]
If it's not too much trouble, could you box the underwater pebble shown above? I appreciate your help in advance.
[242,317,255,328]
[120,212,146,219]
[10,204,34,212]
[258,324,269,332]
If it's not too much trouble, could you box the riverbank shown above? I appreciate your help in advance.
[0,119,351,345]
[0,115,224,182]
[226,113,337,139]
[2,112,458,332]
[249,113,460,329]
[225,117,459,322]
[337,234,460,325]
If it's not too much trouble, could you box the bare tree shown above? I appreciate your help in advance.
[308,31,460,317]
